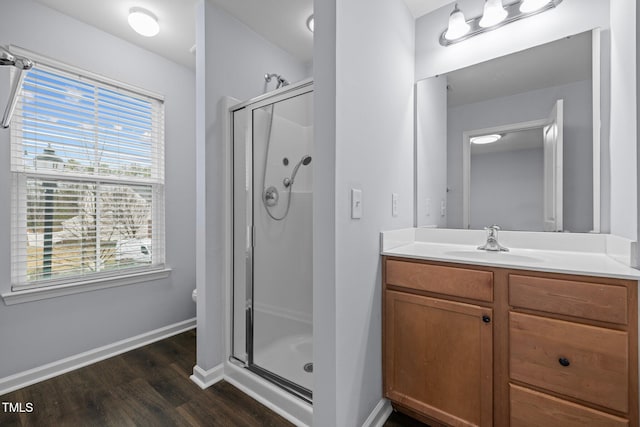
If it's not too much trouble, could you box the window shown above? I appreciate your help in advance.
[10,58,165,290]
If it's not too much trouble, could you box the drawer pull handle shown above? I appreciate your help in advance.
[558,357,571,367]
[482,315,491,323]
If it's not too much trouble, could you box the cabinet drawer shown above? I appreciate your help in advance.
[509,274,628,324]
[510,384,628,427]
[385,259,493,302]
[509,312,628,412]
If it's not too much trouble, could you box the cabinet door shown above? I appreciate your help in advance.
[384,290,493,427]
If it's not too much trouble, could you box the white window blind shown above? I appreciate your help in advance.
[10,61,165,288]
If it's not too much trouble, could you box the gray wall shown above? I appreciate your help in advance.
[314,0,415,424]
[637,0,640,268]
[195,0,309,373]
[470,147,544,231]
[0,0,196,378]
[447,80,594,233]
[416,76,448,227]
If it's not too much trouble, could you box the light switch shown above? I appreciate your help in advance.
[351,188,362,219]
[392,193,399,217]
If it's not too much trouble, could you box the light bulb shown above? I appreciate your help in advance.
[479,0,508,28]
[519,0,551,13]
[444,4,470,41]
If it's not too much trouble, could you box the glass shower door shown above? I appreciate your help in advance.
[231,83,314,401]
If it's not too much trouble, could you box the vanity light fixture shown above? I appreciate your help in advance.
[128,7,160,37]
[440,0,562,46]
[306,14,314,33]
[444,4,470,41]
[471,134,502,144]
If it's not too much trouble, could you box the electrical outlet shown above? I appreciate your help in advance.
[392,193,398,217]
[440,199,446,217]
[351,188,362,219]
[426,198,431,217]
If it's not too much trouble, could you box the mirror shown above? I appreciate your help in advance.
[416,29,601,233]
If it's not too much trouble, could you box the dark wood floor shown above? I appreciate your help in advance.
[0,330,427,426]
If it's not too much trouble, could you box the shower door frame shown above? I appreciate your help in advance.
[229,79,314,403]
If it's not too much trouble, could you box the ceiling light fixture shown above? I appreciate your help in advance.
[444,4,470,41]
[440,0,560,46]
[128,7,160,37]
[471,134,502,144]
[306,14,314,33]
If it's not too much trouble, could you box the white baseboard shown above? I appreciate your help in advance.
[0,317,196,397]
[362,399,393,427]
[190,364,224,389]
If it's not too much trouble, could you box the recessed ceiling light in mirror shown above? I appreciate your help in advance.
[471,134,502,144]
[128,7,159,37]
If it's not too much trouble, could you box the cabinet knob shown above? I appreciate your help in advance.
[482,315,491,323]
[558,357,570,367]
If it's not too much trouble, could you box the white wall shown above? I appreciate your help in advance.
[416,77,448,227]
[314,0,415,424]
[0,0,196,378]
[195,0,309,374]
[609,0,637,240]
[471,147,544,231]
[637,0,640,267]
[447,80,593,232]
[312,0,338,424]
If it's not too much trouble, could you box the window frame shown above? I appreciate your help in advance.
[4,47,170,304]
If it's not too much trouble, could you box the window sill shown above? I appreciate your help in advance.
[1,268,172,306]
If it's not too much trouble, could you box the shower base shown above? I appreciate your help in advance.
[254,333,313,392]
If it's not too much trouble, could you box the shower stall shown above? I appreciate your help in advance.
[230,79,314,402]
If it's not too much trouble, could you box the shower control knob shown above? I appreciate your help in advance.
[263,186,279,207]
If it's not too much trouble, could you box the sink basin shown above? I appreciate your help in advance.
[444,250,543,263]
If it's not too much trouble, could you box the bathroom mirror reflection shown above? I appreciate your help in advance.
[416,29,603,233]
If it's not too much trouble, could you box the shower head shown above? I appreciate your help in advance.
[277,76,289,88]
[284,155,312,188]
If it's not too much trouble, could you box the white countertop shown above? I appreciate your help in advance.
[381,228,640,280]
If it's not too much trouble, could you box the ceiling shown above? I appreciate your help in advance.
[33,0,451,70]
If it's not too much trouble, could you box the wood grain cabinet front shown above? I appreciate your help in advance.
[509,312,629,412]
[507,273,638,426]
[382,256,638,426]
[384,290,493,427]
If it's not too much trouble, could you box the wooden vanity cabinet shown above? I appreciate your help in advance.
[383,258,495,427]
[382,256,639,427]
[508,273,638,426]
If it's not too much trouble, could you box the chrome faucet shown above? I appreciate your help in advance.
[478,225,509,252]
